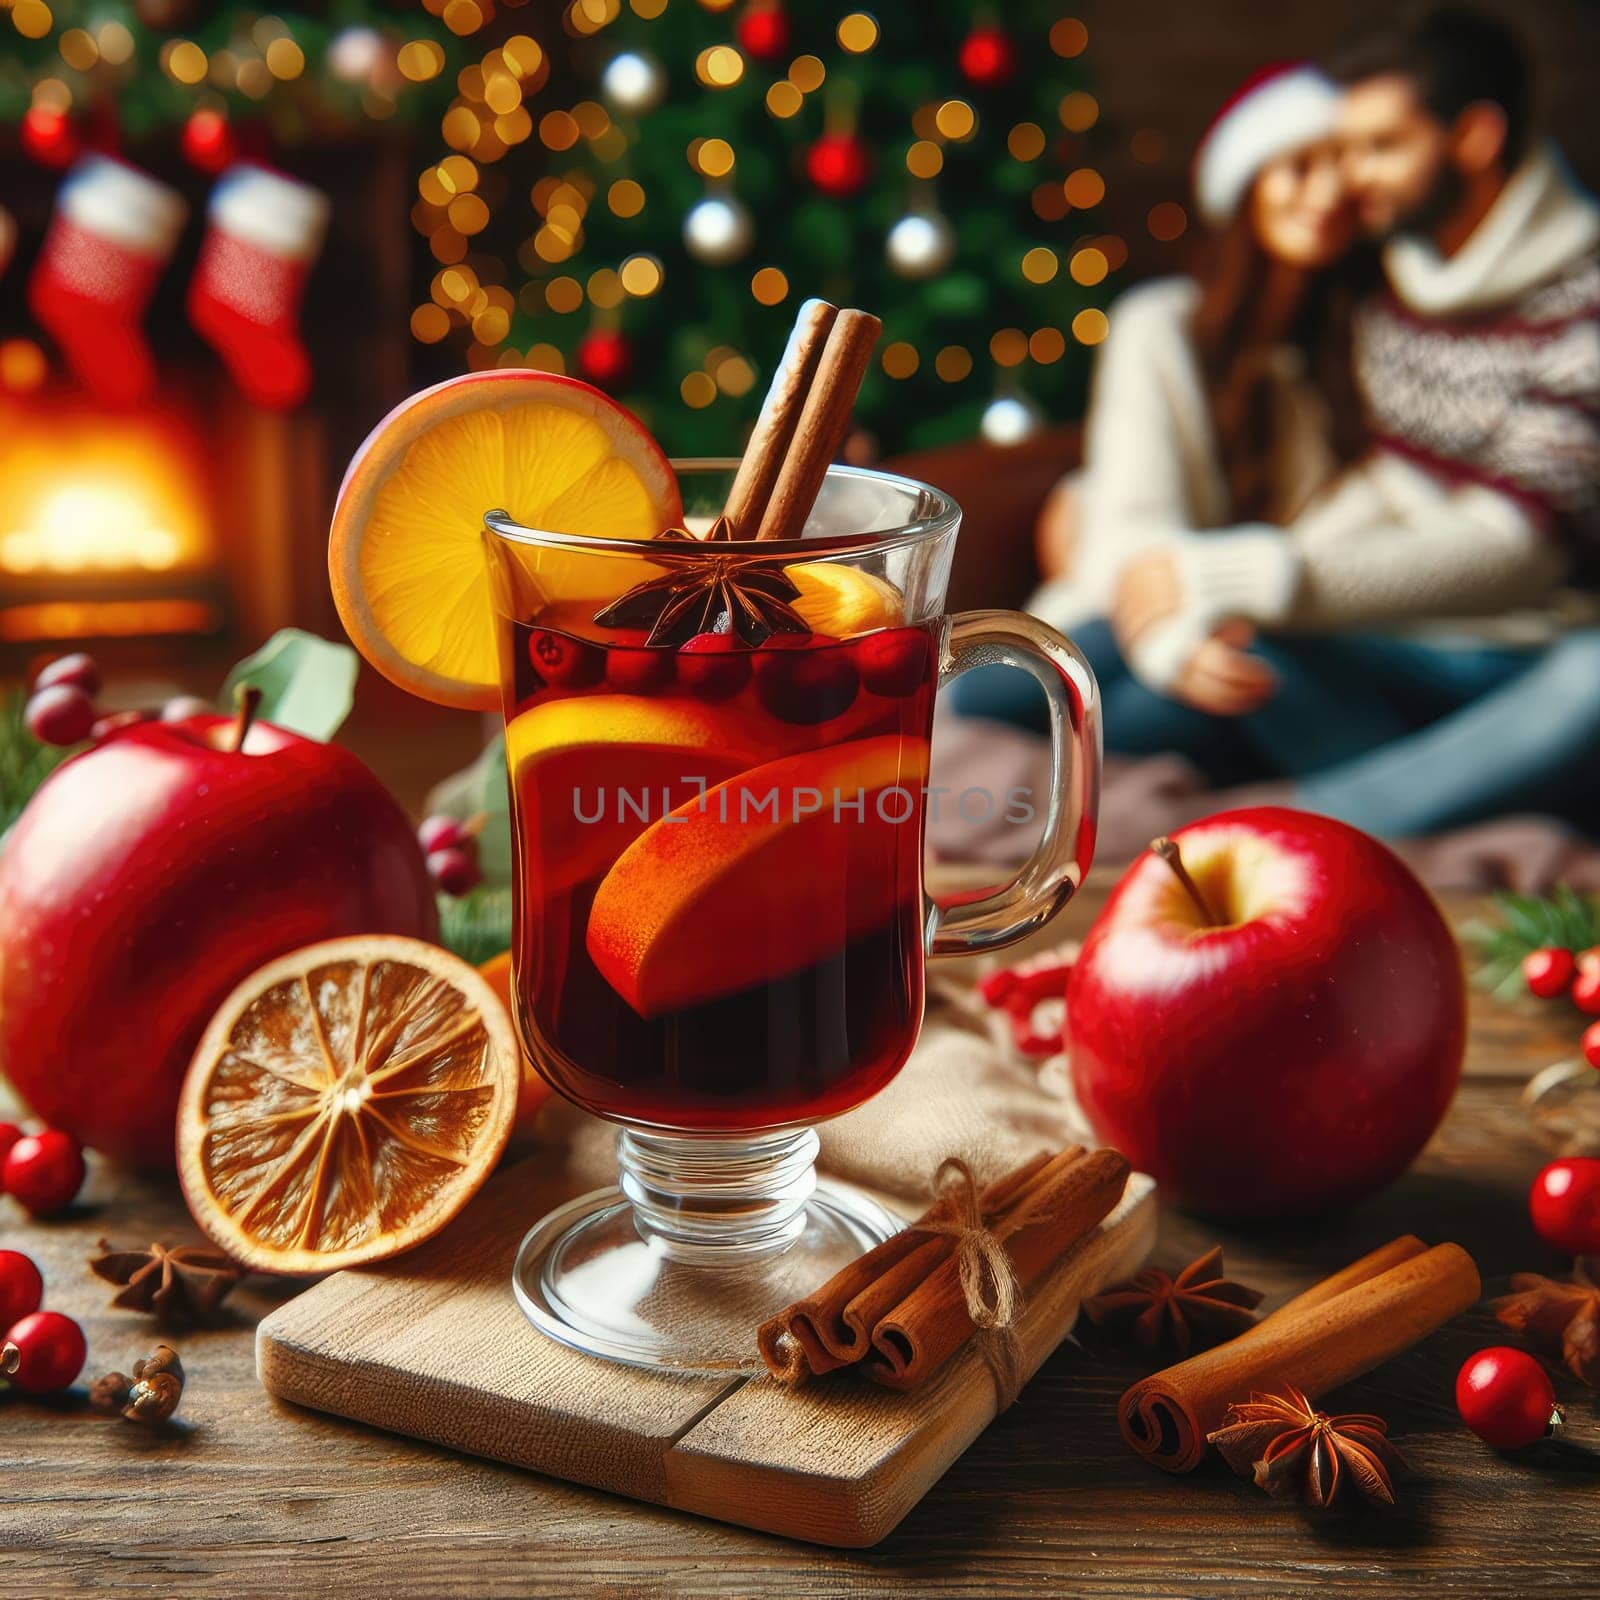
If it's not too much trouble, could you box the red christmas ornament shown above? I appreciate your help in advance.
[959,25,1016,89]
[576,328,633,391]
[20,106,81,169]
[736,2,790,63]
[1455,1347,1561,1450]
[181,108,238,175]
[805,132,871,198]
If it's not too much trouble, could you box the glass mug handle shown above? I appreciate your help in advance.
[930,609,1102,956]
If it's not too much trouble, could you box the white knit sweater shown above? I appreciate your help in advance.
[1031,144,1600,689]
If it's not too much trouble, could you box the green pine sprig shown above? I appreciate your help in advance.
[436,886,513,969]
[0,690,67,838]
[1462,886,1600,999]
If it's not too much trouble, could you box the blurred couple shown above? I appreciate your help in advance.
[960,5,1600,842]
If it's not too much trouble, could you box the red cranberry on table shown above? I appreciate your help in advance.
[427,846,481,898]
[0,1122,21,1164]
[25,685,96,748]
[1455,1347,1562,1449]
[677,632,751,701]
[528,629,605,689]
[3,1129,85,1217]
[1572,948,1600,1015]
[3,1309,86,1394]
[417,814,467,855]
[855,627,933,698]
[0,1248,44,1331]
[1583,1018,1600,1070]
[32,652,102,698]
[753,634,859,724]
[1528,1157,1600,1257]
[1521,947,1574,999]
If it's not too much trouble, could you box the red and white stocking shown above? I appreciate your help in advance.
[187,163,329,410]
[27,157,188,407]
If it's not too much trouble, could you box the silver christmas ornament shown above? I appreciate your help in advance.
[602,52,666,115]
[683,195,753,264]
[980,393,1043,446]
[886,212,954,278]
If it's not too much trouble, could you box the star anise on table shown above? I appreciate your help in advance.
[1489,1259,1600,1387]
[89,1240,244,1327]
[1081,1245,1264,1356]
[1208,1384,1405,1509]
[592,515,810,646]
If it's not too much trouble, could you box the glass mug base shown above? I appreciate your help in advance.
[511,1127,899,1373]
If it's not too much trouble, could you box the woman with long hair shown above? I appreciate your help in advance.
[956,65,1372,773]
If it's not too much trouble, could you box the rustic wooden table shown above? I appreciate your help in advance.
[2,882,1595,1599]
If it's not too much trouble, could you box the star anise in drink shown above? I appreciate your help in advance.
[1082,1245,1263,1356]
[1208,1384,1405,1508]
[592,515,810,646]
[1489,1260,1600,1387]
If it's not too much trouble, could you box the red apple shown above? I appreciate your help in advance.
[1067,807,1465,1218]
[0,710,437,1170]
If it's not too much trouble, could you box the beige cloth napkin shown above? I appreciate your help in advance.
[533,970,1091,1205]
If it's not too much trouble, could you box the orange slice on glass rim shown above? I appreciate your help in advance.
[330,371,680,710]
[177,935,520,1275]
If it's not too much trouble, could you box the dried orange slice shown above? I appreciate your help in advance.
[330,371,680,711]
[177,935,520,1275]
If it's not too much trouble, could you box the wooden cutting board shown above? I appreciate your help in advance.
[257,1143,1156,1548]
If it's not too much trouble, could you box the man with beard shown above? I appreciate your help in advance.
[1105,5,1600,837]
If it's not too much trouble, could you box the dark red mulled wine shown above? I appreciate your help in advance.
[503,615,938,1130]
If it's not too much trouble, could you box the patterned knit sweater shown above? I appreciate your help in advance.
[1357,230,1600,533]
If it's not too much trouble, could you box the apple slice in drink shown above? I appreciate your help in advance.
[586,734,930,1018]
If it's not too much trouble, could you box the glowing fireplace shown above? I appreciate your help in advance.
[0,399,222,646]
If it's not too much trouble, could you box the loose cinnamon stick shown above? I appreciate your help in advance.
[757,1149,1071,1385]
[754,308,882,542]
[864,1147,1131,1391]
[1118,1237,1479,1474]
[721,298,838,539]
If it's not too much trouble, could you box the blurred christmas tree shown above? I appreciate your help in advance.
[410,0,1121,456]
[0,2,462,158]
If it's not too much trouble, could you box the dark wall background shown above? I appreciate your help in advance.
[1086,0,1600,286]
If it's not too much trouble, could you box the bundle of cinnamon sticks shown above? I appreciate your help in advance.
[720,299,881,542]
[758,1145,1130,1394]
[1119,1234,1481,1473]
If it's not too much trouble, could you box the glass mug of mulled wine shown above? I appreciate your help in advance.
[483,461,1099,1373]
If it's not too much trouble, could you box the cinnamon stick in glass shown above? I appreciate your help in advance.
[1118,1236,1480,1473]
[721,298,838,539]
[754,308,882,542]
[758,1149,1068,1385]
[863,1147,1130,1391]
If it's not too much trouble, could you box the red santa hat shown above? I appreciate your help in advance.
[1193,63,1342,226]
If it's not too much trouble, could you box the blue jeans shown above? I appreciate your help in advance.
[949,619,1600,837]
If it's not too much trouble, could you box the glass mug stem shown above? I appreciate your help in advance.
[618,1126,820,1264]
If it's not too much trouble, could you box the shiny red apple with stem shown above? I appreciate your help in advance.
[1067,807,1466,1218]
[0,687,438,1170]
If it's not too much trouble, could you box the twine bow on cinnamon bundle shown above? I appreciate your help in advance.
[758,1145,1130,1402]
